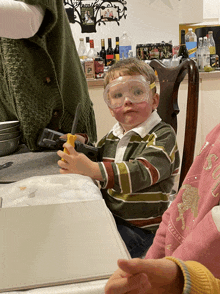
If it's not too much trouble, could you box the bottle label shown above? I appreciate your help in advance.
[202,53,210,68]
[79,55,86,60]
[209,46,216,55]
[94,60,104,74]
[186,41,197,58]
[106,54,114,66]
[210,55,217,68]
[198,55,202,70]
[106,54,114,59]
[84,60,95,79]
[115,54,120,62]
[119,45,132,59]
[151,47,159,59]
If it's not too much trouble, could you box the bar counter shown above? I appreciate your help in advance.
[87,70,220,88]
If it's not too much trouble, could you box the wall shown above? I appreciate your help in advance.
[68,0,180,51]
[203,0,220,20]
[179,0,220,42]
[178,0,203,24]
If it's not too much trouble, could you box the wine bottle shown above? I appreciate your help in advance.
[77,38,86,60]
[83,36,90,58]
[106,38,114,66]
[178,30,189,63]
[114,37,120,62]
[100,39,106,66]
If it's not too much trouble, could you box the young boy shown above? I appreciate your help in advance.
[57,58,180,258]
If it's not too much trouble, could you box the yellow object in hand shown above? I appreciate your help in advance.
[61,133,77,161]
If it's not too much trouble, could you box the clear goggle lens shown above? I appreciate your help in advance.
[103,75,155,109]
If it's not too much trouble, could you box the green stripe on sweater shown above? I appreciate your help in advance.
[108,189,169,202]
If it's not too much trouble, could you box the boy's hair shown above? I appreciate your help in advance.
[104,58,157,94]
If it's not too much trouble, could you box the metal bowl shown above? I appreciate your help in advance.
[0,136,21,157]
[0,131,20,141]
[0,121,20,130]
[0,125,20,134]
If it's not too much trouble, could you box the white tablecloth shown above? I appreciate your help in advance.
[3,279,107,294]
[0,174,108,294]
[0,174,102,208]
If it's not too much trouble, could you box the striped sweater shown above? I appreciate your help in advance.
[98,111,180,232]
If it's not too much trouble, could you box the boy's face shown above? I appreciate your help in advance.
[105,74,159,133]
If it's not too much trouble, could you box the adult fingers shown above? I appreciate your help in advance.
[117,259,147,275]
[118,258,182,291]
[118,258,169,278]
[59,134,67,139]
[105,273,149,294]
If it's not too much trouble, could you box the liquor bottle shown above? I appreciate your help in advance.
[94,56,104,79]
[178,30,189,63]
[83,36,90,58]
[202,36,210,68]
[208,31,217,68]
[100,39,106,66]
[185,28,197,59]
[207,31,216,55]
[87,39,96,59]
[106,38,114,66]
[119,32,132,59]
[77,38,86,60]
[114,37,120,62]
[84,39,95,79]
[196,37,203,70]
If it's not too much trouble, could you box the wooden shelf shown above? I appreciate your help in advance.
[86,70,220,89]
[87,79,104,88]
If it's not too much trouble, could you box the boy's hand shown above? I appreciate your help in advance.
[57,143,103,181]
[105,258,184,294]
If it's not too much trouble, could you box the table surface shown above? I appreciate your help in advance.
[0,144,60,184]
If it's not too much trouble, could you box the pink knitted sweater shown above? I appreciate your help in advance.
[145,124,220,278]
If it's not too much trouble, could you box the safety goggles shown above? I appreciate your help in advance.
[103,75,156,109]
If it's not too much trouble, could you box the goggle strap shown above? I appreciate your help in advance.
[150,82,156,89]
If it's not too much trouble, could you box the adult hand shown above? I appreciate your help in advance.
[59,134,86,144]
[105,258,184,294]
[57,143,103,181]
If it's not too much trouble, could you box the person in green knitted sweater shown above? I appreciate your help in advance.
[0,0,97,151]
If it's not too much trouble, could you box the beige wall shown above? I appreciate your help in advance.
[88,86,115,140]
[69,0,180,51]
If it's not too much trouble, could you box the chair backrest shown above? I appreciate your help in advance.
[149,59,199,189]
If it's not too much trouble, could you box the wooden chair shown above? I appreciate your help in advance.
[149,59,199,189]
